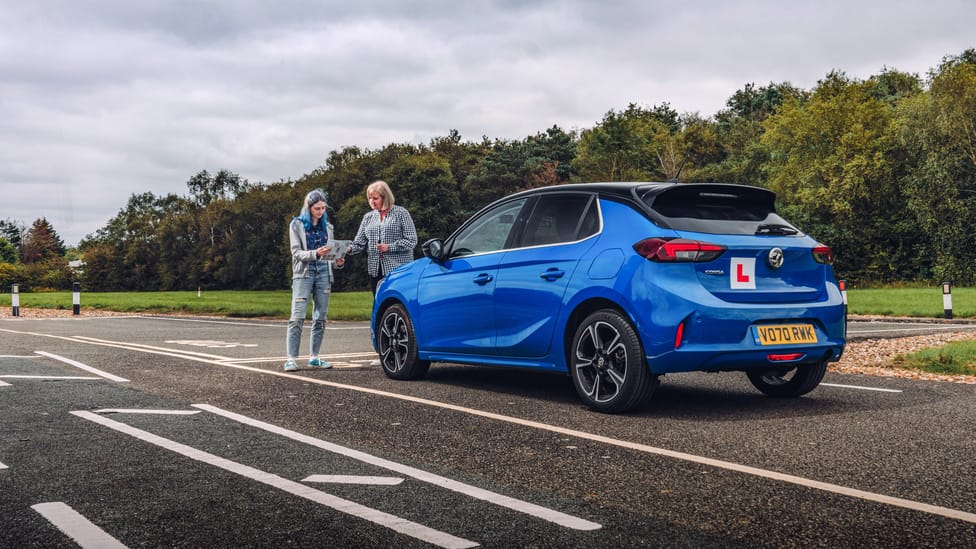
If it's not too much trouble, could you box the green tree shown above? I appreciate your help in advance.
[187,169,250,206]
[0,237,16,264]
[702,82,807,185]
[574,104,676,181]
[897,50,976,284]
[762,71,914,282]
[0,219,23,256]
[80,192,166,290]
[382,152,460,244]
[215,182,299,290]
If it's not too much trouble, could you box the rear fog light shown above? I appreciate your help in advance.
[767,352,805,362]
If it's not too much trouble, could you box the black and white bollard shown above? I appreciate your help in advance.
[72,281,81,316]
[839,279,848,317]
[943,281,953,320]
[11,284,19,317]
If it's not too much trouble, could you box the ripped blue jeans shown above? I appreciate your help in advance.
[286,261,331,359]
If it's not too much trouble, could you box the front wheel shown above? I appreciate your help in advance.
[570,309,658,413]
[377,304,430,380]
[746,361,827,397]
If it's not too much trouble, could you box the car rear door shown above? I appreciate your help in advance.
[493,193,599,358]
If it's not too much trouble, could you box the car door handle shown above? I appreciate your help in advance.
[540,268,565,281]
[473,273,494,285]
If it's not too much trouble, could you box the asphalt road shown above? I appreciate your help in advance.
[2,315,975,548]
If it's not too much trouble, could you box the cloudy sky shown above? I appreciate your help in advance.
[1,1,973,245]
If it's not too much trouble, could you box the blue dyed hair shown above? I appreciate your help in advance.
[297,188,328,231]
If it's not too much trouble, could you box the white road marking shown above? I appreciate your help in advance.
[848,324,976,334]
[0,461,7,469]
[230,352,377,364]
[8,327,973,524]
[0,354,39,358]
[34,351,129,382]
[0,375,100,380]
[133,316,370,330]
[304,474,404,486]
[70,411,477,549]
[71,336,231,360]
[195,404,601,531]
[0,380,9,386]
[31,501,128,549]
[821,382,903,393]
[94,408,202,415]
[165,339,258,348]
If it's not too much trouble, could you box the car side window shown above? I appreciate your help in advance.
[450,198,527,257]
[518,194,595,247]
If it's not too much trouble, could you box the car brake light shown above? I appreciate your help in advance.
[633,238,726,262]
[812,243,834,264]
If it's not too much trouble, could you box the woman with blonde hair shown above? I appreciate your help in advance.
[347,180,417,294]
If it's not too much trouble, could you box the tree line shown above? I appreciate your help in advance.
[2,49,974,292]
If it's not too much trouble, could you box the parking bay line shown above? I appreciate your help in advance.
[194,403,601,531]
[31,501,128,549]
[34,351,129,382]
[12,330,974,525]
[821,382,903,393]
[304,475,404,486]
[71,410,478,549]
[0,375,101,380]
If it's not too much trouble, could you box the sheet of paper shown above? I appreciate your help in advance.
[321,239,352,261]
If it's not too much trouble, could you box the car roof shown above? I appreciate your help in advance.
[510,182,665,200]
[508,181,772,202]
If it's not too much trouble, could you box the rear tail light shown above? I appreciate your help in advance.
[633,238,726,262]
[812,243,834,264]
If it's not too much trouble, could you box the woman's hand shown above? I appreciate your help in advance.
[376,242,390,253]
[336,258,345,267]
[316,245,331,258]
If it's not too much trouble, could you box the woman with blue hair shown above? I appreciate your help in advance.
[284,188,344,371]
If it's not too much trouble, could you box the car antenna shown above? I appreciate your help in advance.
[667,157,687,183]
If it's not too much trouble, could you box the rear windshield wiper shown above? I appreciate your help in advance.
[755,223,798,236]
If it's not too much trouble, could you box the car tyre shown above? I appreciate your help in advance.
[378,304,430,380]
[746,361,827,397]
[570,309,658,413]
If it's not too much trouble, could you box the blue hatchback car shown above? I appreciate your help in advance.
[371,182,846,413]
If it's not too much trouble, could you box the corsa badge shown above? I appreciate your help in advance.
[730,257,756,289]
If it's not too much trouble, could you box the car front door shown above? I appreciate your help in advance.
[416,198,528,355]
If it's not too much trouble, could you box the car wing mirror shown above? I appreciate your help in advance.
[422,238,444,262]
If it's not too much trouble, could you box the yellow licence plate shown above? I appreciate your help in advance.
[754,324,818,345]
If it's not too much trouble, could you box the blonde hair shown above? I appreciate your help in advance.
[367,180,395,209]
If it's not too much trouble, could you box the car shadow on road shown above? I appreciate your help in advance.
[423,364,581,405]
[421,364,907,421]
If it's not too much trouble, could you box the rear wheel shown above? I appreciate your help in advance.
[570,309,658,413]
[746,361,827,397]
[377,304,430,380]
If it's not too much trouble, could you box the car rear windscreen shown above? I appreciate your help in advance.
[641,184,801,236]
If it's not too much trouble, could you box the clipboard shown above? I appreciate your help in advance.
[321,239,352,261]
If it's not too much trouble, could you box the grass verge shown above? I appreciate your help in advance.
[891,340,976,376]
[0,290,375,321]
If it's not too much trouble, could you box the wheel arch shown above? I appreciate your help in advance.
[561,297,639,369]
